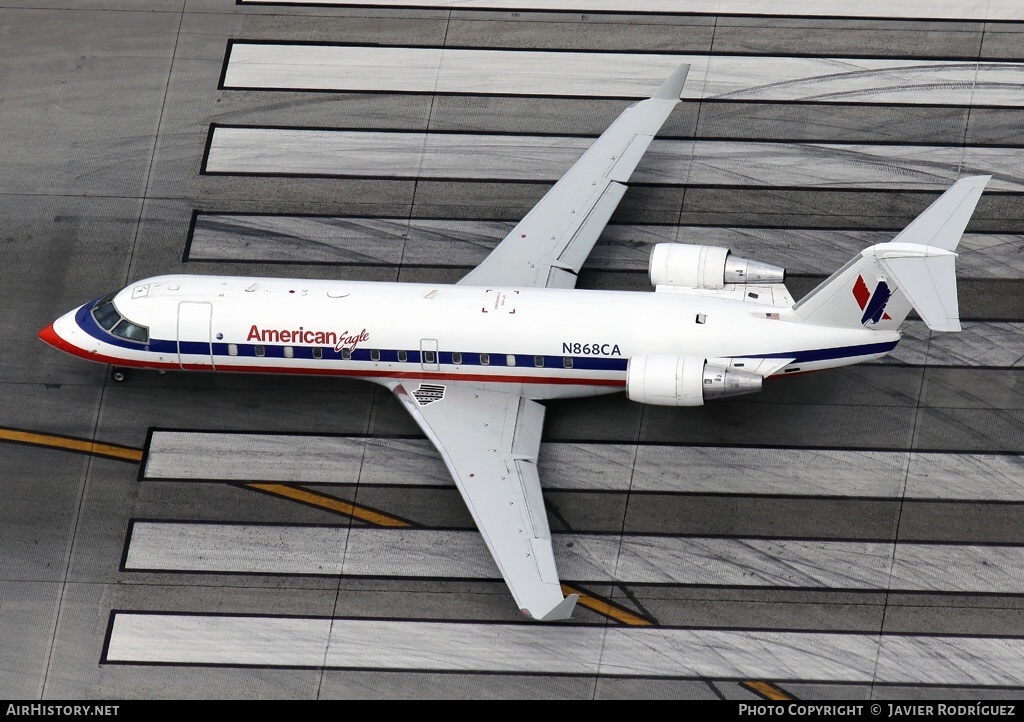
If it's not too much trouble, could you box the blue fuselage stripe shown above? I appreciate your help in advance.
[754,341,898,364]
[74,302,898,371]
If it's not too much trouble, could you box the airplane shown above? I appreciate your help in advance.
[39,63,990,621]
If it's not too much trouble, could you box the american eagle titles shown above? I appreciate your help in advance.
[246,325,369,352]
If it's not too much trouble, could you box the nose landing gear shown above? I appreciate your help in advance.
[110,367,128,383]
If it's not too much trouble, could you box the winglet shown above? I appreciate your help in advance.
[530,593,579,622]
[653,63,689,100]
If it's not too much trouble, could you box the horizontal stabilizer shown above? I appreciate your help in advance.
[877,244,961,332]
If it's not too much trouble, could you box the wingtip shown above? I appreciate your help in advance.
[958,174,992,188]
[652,63,689,100]
[530,593,579,622]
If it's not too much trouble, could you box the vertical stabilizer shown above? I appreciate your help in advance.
[791,176,989,332]
[890,175,990,250]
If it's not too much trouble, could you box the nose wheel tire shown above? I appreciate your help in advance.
[110,367,128,383]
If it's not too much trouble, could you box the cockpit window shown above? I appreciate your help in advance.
[113,319,149,343]
[91,294,149,343]
[93,302,120,330]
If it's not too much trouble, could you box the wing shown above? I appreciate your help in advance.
[458,63,689,289]
[394,382,578,621]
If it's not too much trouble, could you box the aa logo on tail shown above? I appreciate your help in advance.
[853,275,892,325]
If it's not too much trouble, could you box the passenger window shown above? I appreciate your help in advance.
[228,344,238,356]
[342,348,352,360]
[452,352,462,365]
[563,357,573,369]
[284,346,294,358]
[255,345,265,357]
[398,350,407,362]
[370,350,380,361]
[312,348,322,359]
[423,351,436,364]
[480,353,490,366]
[534,356,544,367]
[506,355,516,367]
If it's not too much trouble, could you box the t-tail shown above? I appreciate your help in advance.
[792,176,990,333]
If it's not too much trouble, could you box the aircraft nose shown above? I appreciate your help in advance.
[39,321,61,348]
[39,309,84,355]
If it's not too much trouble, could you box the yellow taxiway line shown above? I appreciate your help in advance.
[562,583,654,626]
[741,680,795,700]
[0,427,144,463]
[245,483,413,527]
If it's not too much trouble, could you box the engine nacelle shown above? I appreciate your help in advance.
[648,243,786,288]
[625,355,763,406]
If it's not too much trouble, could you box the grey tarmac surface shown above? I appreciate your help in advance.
[2,0,1024,701]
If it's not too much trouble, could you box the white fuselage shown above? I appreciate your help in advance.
[44,274,901,399]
